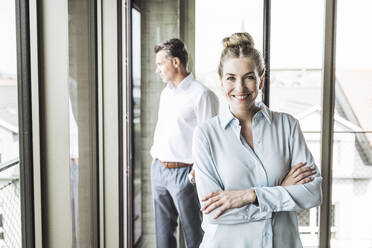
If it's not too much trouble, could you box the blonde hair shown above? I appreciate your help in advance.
[218,32,265,78]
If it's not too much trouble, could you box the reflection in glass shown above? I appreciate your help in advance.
[132,7,142,245]
[332,1,372,246]
[269,1,324,247]
[68,0,96,246]
[0,1,21,247]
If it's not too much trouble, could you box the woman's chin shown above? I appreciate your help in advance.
[229,101,255,111]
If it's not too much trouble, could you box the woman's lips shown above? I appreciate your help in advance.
[232,94,250,101]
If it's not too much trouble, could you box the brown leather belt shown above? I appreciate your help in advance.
[158,159,193,168]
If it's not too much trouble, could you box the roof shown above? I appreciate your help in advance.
[0,119,18,134]
[336,69,372,144]
[0,77,18,128]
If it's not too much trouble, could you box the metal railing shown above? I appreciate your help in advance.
[0,158,19,173]
[0,158,21,248]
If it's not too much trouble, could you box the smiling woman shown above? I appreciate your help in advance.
[220,57,263,117]
[192,32,322,248]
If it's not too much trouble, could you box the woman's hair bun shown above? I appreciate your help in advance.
[222,32,255,49]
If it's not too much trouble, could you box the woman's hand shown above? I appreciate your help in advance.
[281,162,316,186]
[201,189,256,219]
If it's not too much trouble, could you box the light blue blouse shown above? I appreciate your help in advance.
[192,103,323,248]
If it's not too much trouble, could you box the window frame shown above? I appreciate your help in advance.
[263,1,336,248]
[15,0,35,247]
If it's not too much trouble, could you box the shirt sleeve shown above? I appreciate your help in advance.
[193,126,271,224]
[150,90,164,158]
[254,119,323,212]
[194,90,219,124]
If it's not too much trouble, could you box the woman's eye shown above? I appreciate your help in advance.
[227,77,235,81]
[246,75,255,80]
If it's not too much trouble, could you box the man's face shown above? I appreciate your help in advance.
[155,50,177,84]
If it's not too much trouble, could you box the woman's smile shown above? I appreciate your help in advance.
[231,93,250,101]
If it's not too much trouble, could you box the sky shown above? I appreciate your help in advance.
[195,0,372,75]
[0,0,17,77]
[2,0,372,77]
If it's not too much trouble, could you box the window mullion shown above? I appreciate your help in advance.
[319,0,337,247]
[263,0,271,107]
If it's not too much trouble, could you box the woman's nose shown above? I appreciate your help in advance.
[236,78,245,89]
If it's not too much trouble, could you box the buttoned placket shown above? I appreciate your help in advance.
[234,112,274,247]
[263,218,274,248]
[234,112,269,187]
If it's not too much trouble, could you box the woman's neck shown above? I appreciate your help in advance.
[230,104,260,125]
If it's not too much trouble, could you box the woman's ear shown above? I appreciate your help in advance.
[259,74,265,90]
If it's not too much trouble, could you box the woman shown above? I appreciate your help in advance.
[192,33,322,247]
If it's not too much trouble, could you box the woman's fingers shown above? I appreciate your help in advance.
[204,201,223,214]
[202,191,218,201]
[201,195,220,211]
[281,162,316,186]
[292,164,312,179]
[295,169,316,182]
[202,190,251,218]
[288,162,307,176]
[296,176,314,185]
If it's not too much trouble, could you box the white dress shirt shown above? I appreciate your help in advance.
[150,73,219,164]
[192,103,322,248]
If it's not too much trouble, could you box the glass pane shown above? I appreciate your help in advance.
[0,1,21,247]
[68,0,96,246]
[195,0,263,107]
[132,7,142,245]
[332,0,372,247]
[270,1,324,247]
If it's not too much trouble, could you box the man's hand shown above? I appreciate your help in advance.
[188,168,196,186]
[201,189,256,219]
[281,162,316,186]
[190,168,195,177]
[71,158,79,165]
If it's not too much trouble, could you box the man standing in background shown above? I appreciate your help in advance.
[150,38,219,248]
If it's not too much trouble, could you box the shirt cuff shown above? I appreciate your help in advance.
[254,186,295,212]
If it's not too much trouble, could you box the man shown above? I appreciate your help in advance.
[150,38,219,248]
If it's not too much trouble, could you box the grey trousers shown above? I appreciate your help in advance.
[151,160,203,248]
[70,160,78,248]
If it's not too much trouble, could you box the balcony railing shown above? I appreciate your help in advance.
[0,158,21,247]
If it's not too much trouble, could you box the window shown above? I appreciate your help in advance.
[331,0,372,246]
[297,205,336,237]
[0,0,21,247]
[269,1,324,245]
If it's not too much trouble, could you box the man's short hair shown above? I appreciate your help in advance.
[154,38,188,69]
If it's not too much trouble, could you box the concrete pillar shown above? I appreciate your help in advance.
[180,0,195,75]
